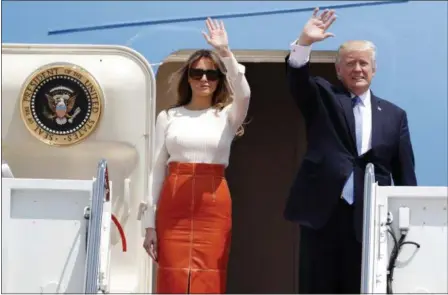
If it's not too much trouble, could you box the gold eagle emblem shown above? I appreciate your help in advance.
[19,63,103,146]
[44,88,81,125]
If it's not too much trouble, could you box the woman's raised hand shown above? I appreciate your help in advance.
[202,17,230,52]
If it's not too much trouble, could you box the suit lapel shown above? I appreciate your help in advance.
[370,92,383,149]
[335,84,357,153]
[335,87,383,153]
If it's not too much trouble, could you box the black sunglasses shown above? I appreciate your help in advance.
[189,68,221,81]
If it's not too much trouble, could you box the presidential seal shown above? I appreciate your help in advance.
[19,63,103,146]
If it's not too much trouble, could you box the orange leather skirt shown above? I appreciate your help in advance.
[155,162,232,294]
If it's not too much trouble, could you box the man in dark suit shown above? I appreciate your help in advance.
[284,8,417,294]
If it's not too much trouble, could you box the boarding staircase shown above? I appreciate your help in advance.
[1,161,447,293]
[360,164,447,294]
[1,159,124,293]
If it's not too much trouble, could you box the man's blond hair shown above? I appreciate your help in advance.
[335,40,377,67]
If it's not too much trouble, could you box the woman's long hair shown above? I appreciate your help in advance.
[167,49,245,136]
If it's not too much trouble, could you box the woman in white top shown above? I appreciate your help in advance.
[142,17,251,294]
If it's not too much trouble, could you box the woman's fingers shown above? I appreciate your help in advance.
[206,17,215,31]
[202,31,211,44]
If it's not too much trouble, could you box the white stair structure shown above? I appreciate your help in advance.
[1,43,157,293]
[2,160,112,293]
[361,163,448,294]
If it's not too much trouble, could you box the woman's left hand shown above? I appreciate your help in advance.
[202,17,230,54]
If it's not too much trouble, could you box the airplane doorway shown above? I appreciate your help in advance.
[155,50,338,293]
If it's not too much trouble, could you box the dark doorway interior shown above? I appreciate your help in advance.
[225,61,337,294]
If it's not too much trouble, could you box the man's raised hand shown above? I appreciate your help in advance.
[298,8,337,46]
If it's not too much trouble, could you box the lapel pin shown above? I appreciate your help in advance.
[377,106,382,111]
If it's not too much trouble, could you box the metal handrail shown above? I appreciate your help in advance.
[361,163,376,293]
[84,159,108,293]
[1,160,15,178]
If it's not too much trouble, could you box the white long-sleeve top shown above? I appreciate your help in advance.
[142,52,251,229]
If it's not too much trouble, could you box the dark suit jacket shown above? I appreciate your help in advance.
[284,57,417,241]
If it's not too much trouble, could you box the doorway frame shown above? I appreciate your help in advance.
[152,49,338,293]
[162,49,337,64]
